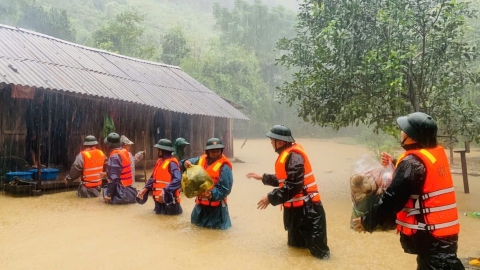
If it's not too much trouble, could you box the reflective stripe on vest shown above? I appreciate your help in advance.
[110,149,133,187]
[396,220,459,231]
[152,157,180,203]
[395,146,459,237]
[195,154,232,207]
[81,149,105,188]
[275,143,320,208]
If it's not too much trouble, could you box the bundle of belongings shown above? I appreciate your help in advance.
[181,165,214,198]
[350,154,395,230]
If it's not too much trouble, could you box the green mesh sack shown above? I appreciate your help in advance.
[181,165,214,198]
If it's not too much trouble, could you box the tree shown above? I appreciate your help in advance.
[182,41,272,133]
[92,10,157,60]
[277,0,480,141]
[212,0,312,136]
[0,0,18,26]
[213,0,296,91]
[17,1,76,42]
[161,26,190,66]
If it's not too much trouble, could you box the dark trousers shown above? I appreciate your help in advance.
[401,232,465,270]
[416,252,465,270]
[285,202,330,259]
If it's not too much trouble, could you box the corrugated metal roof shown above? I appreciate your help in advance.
[0,24,249,120]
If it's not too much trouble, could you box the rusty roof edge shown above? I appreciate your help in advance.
[0,24,182,70]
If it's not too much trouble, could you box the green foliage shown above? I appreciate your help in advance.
[213,0,296,90]
[277,0,480,141]
[182,41,272,130]
[161,26,191,66]
[17,0,76,42]
[211,0,315,136]
[356,129,401,160]
[0,0,18,26]
[92,10,158,60]
[0,0,341,138]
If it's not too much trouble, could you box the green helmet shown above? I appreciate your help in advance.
[174,137,190,146]
[84,135,98,146]
[104,133,121,148]
[397,112,437,148]
[205,138,225,150]
[154,139,175,152]
[265,125,295,143]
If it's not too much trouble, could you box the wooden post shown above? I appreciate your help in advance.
[454,142,471,194]
[142,131,146,182]
[164,110,172,140]
[35,121,42,189]
[227,118,234,158]
[80,135,85,154]
[209,116,215,139]
[189,117,194,157]
[457,151,469,194]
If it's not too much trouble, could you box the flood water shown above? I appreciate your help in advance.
[1,138,479,269]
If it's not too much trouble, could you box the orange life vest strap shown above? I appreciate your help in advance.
[283,192,320,208]
[195,197,227,207]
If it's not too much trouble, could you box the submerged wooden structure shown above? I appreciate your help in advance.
[0,24,248,190]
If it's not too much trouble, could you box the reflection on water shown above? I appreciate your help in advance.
[1,139,478,270]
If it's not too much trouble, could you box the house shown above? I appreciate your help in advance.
[0,24,248,178]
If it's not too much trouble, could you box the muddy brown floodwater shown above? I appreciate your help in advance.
[1,138,479,270]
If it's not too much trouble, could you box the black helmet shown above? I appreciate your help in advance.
[104,133,121,148]
[205,138,225,150]
[266,125,295,143]
[397,112,437,148]
[154,139,175,152]
[84,135,98,146]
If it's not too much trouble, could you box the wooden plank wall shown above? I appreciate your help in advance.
[0,84,28,165]
[0,86,234,171]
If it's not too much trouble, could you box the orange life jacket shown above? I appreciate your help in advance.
[395,146,460,237]
[81,148,105,188]
[195,154,232,207]
[109,149,133,187]
[275,143,320,208]
[152,157,181,203]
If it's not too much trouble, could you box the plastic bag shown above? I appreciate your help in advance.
[464,212,480,219]
[181,165,214,198]
[350,154,394,229]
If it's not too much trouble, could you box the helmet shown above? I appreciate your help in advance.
[84,135,98,146]
[120,135,134,145]
[174,137,190,146]
[397,112,437,148]
[154,139,175,152]
[104,133,121,148]
[205,138,225,150]
[265,125,295,143]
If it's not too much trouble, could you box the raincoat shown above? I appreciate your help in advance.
[262,145,330,259]
[181,156,233,230]
[66,147,106,198]
[101,114,115,139]
[173,138,189,162]
[143,153,183,215]
[361,148,464,270]
[104,148,137,204]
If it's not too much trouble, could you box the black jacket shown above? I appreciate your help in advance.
[361,153,459,256]
[262,151,305,206]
